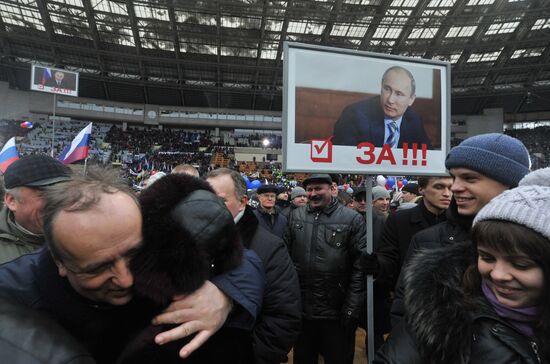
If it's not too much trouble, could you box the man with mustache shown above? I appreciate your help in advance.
[284,174,366,364]
[332,66,432,149]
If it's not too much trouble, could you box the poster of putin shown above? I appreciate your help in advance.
[283,42,450,176]
[31,65,79,97]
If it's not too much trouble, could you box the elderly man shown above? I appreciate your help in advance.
[254,184,288,238]
[284,173,366,364]
[0,154,71,264]
[0,168,265,363]
[332,66,432,149]
[207,168,301,364]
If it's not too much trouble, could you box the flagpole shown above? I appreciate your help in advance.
[51,93,56,157]
[83,156,88,176]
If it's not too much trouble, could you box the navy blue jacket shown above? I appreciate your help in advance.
[0,248,265,364]
[332,96,433,149]
[253,206,288,239]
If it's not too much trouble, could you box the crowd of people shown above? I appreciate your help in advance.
[0,131,548,364]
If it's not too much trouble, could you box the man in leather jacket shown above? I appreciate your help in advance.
[284,174,366,364]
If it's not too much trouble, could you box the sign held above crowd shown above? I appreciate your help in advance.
[283,42,451,176]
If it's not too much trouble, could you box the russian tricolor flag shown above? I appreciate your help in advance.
[0,137,19,173]
[59,123,92,165]
[41,68,51,86]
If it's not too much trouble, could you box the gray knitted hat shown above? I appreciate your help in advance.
[445,133,530,187]
[372,186,390,201]
[473,167,550,240]
[290,187,307,200]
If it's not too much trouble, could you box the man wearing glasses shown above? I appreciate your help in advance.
[253,184,288,238]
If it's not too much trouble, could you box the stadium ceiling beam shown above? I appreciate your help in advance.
[168,5,186,106]
[320,0,343,43]
[358,2,391,51]
[216,0,222,109]
[0,30,280,71]
[125,0,148,104]
[0,12,17,89]
[252,0,269,110]
[269,0,292,111]
[451,0,507,85]
[82,0,109,100]
[391,0,431,54]
[35,0,60,66]
[475,1,542,113]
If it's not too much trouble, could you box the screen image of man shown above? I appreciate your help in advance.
[332,66,433,149]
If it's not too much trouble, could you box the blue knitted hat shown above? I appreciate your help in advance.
[445,133,530,187]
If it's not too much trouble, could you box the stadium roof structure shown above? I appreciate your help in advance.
[0,0,549,115]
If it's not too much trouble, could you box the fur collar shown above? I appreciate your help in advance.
[236,206,260,249]
[134,174,242,307]
[404,241,477,363]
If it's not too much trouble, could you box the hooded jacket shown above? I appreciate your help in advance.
[375,242,545,364]
[237,206,301,364]
[0,206,44,264]
[391,200,473,327]
[284,198,366,320]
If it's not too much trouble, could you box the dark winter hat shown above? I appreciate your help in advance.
[257,184,278,194]
[4,154,71,189]
[473,167,550,241]
[401,183,419,195]
[352,186,366,199]
[303,174,332,188]
[135,173,242,306]
[445,133,530,187]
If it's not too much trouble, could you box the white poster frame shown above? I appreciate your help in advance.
[283,42,451,176]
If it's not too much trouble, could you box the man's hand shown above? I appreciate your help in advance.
[362,252,380,276]
[151,280,233,358]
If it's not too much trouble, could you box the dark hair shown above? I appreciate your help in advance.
[207,168,247,201]
[42,167,137,262]
[465,220,550,359]
[417,176,451,189]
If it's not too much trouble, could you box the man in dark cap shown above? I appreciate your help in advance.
[0,154,71,264]
[254,184,288,238]
[284,173,366,364]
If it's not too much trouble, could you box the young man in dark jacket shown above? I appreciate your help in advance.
[390,133,531,327]
[207,168,301,364]
[373,175,453,286]
[284,174,366,364]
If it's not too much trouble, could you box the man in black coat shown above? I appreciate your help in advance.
[373,175,453,286]
[207,168,302,364]
[389,133,531,328]
[253,184,288,238]
[284,174,366,364]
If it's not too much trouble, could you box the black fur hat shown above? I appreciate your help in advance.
[134,173,243,307]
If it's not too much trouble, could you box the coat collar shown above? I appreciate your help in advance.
[236,206,259,249]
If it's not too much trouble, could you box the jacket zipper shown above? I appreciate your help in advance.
[530,341,541,364]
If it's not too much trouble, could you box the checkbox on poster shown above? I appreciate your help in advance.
[310,136,333,163]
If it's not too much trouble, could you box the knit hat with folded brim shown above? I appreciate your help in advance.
[473,167,550,241]
[445,133,530,187]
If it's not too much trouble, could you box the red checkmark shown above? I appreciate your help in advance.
[314,136,333,154]
[310,136,334,163]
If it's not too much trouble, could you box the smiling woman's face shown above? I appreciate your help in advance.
[478,244,544,308]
